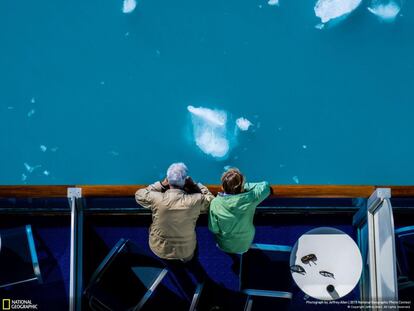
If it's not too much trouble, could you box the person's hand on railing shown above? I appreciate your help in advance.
[183,176,201,194]
[160,178,170,192]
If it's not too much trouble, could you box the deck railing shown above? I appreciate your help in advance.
[1,184,414,198]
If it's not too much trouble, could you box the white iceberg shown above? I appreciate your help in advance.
[368,0,401,22]
[236,117,253,131]
[122,0,136,13]
[268,0,280,6]
[314,0,362,24]
[188,105,226,127]
[188,105,229,159]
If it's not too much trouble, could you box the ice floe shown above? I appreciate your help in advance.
[314,0,362,24]
[188,105,229,159]
[24,162,41,173]
[40,145,47,152]
[268,0,280,6]
[122,0,136,13]
[27,109,35,117]
[236,117,253,131]
[368,0,401,22]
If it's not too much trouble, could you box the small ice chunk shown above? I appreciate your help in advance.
[109,150,120,156]
[277,127,283,131]
[125,31,130,37]
[122,0,136,13]
[40,145,47,152]
[7,106,14,110]
[24,162,41,173]
[30,97,36,104]
[236,117,253,131]
[314,0,362,24]
[268,0,280,6]
[156,50,161,56]
[258,4,263,8]
[302,145,308,149]
[27,109,35,117]
[224,165,231,171]
[43,170,50,176]
[315,23,325,29]
[292,176,300,184]
[279,164,286,168]
[100,81,105,85]
[50,147,59,152]
[368,0,401,22]
[21,173,27,181]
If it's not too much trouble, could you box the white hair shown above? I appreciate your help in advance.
[167,162,188,188]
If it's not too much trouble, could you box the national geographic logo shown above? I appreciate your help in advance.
[2,299,38,310]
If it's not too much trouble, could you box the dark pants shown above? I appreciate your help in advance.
[225,252,241,276]
[161,247,207,301]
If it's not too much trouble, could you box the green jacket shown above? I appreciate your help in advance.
[208,182,270,254]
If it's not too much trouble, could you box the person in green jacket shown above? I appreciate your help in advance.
[208,168,271,273]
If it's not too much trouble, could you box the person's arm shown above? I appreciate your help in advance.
[135,181,165,209]
[244,181,271,204]
[208,207,220,234]
[197,183,215,213]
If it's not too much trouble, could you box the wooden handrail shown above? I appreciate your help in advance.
[0,185,414,198]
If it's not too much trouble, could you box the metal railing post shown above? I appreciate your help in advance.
[366,188,398,309]
[68,188,83,311]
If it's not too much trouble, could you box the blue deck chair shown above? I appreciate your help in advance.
[240,244,293,311]
[395,226,414,298]
[84,239,169,311]
[0,225,42,288]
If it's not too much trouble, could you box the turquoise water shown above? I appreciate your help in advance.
[1,0,413,185]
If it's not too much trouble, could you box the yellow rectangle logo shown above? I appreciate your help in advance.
[2,299,10,310]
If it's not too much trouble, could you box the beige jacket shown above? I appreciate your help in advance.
[135,181,214,261]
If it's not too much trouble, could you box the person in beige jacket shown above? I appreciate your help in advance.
[135,162,214,263]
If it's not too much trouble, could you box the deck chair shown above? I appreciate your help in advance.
[84,239,169,311]
[240,244,293,311]
[0,225,42,288]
